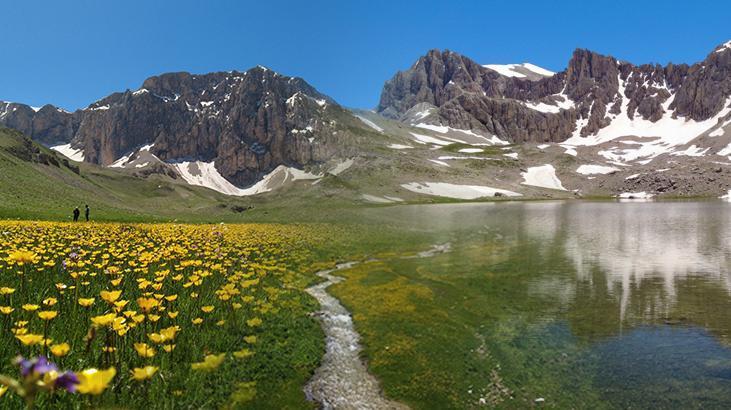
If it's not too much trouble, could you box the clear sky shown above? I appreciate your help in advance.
[3,0,730,111]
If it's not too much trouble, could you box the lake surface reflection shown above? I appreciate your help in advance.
[363,201,731,406]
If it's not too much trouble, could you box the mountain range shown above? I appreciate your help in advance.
[2,40,731,209]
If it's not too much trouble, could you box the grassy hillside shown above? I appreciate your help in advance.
[0,127,263,222]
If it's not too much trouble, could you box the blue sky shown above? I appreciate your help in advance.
[2,0,730,111]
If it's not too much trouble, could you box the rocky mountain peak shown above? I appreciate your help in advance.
[0,66,353,187]
[379,43,731,144]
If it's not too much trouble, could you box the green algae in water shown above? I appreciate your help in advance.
[332,201,731,408]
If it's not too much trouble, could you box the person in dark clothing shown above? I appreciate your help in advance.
[73,207,80,222]
[85,204,90,221]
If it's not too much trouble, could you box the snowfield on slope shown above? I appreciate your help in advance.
[521,165,566,190]
[576,164,619,175]
[401,182,521,199]
[563,72,731,163]
[171,161,320,196]
[50,143,85,162]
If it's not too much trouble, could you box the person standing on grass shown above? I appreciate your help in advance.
[85,204,90,221]
[73,206,80,222]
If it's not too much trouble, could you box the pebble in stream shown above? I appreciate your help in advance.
[304,262,407,410]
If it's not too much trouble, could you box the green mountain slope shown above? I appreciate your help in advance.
[0,127,258,222]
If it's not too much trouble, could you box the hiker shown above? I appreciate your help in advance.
[85,204,90,221]
[73,207,80,222]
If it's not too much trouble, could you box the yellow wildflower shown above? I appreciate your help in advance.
[50,342,71,357]
[134,343,155,358]
[37,310,58,320]
[78,298,95,307]
[100,290,122,303]
[191,353,226,372]
[76,367,116,395]
[130,366,158,381]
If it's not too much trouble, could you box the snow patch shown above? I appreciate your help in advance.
[428,159,451,167]
[618,192,654,200]
[50,144,84,162]
[410,132,452,146]
[576,164,619,175]
[355,115,383,132]
[401,182,521,199]
[521,165,566,191]
[483,63,554,78]
[388,144,413,150]
[171,162,321,196]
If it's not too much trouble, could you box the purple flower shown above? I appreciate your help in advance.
[15,356,58,377]
[54,371,79,392]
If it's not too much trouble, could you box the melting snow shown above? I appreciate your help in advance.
[521,165,566,190]
[618,192,654,199]
[401,182,521,199]
[413,123,508,145]
[428,159,450,167]
[503,152,518,159]
[355,115,383,132]
[671,145,710,157]
[50,144,84,162]
[388,144,413,150]
[715,40,731,53]
[410,132,453,146]
[483,63,554,78]
[328,159,354,176]
[564,73,731,163]
[171,162,321,196]
[576,164,619,175]
[458,148,483,153]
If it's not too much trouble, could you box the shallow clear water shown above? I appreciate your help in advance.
[362,201,731,407]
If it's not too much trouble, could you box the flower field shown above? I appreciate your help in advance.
[0,221,332,408]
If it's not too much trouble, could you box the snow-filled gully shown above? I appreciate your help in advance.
[304,244,451,409]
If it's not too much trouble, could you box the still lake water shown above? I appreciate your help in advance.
[363,201,731,407]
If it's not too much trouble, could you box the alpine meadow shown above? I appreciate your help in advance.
[3,1,731,409]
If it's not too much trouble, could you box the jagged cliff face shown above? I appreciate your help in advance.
[0,67,353,186]
[0,103,78,146]
[377,41,731,144]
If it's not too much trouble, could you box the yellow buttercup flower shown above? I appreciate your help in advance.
[0,306,14,315]
[191,353,226,372]
[137,297,159,312]
[50,342,71,357]
[22,304,40,312]
[91,313,117,327]
[78,298,95,307]
[38,310,58,320]
[0,385,7,397]
[7,250,38,265]
[244,335,257,344]
[16,333,44,346]
[130,366,158,381]
[42,297,57,306]
[233,348,253,359]
[0,287,16,295]
[201,305,215,313]
[76,367,116,395]
[100,290,122,303]
[134,343,155,358]
[192,317,203,325]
